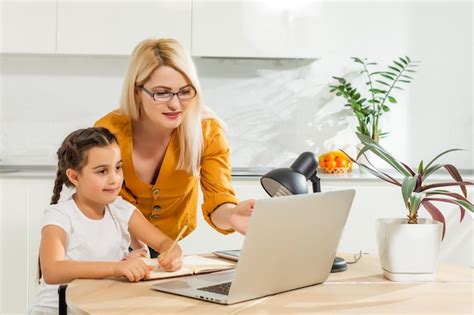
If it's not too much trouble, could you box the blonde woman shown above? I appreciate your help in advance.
[95,38,254,257]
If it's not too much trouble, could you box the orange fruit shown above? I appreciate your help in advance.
[336,159,347,168]
[319,150,353,172]
[326,160,337,169]
[324,153,336,162]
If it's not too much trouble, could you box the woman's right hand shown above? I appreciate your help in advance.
[158,244,183,272]
[229,199,255,234]
[114,258,154,282]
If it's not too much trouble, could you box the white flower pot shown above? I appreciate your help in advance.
[376,218,442,281]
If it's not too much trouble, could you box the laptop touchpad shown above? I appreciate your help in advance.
[156,270,235,290]
[156,280,193,289]
[195,270,235,283]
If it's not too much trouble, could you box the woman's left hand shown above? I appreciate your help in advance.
[229,199,255,235]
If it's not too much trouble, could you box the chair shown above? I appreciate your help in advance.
[58,284,68,315]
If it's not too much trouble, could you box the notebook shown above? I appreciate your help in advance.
[141,255,236,280]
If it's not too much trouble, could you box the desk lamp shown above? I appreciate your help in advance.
[260,152,347,273]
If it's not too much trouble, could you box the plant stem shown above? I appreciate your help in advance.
[407,211,418,224]
[360,61,376,140]
[372,125,379,143]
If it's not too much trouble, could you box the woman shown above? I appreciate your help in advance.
[95,38,254,256]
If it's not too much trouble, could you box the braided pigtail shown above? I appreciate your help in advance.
[50,168,64,205]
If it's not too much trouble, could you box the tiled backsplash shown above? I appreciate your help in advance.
[0,52,472,169]
[1,54,127,165]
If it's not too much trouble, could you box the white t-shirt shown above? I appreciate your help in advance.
[30,196,136,313]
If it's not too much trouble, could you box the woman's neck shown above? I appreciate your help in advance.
[133,115,173,144]
[73,193,106,220]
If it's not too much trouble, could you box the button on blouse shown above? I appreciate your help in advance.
[95,111,239,240]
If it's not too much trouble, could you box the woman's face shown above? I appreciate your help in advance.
[137,65,193,130]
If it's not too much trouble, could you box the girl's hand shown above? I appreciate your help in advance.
[229,199,255,234]
[114,258,154,282]
[122,248,149,260]
[158,245,183,272]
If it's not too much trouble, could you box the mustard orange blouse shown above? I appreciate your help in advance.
[94,111,239,240]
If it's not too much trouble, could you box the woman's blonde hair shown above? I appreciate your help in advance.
[120,38,215,176]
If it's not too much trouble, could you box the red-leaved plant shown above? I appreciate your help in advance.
[343,133,473,239]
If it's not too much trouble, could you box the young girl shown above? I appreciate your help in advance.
[31,127,182,313]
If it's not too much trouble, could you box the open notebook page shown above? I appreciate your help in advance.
[141,255,236,280]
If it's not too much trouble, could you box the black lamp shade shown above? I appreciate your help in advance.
[260,168,308,197]
[290,152,317,179]
[260,152,319,197]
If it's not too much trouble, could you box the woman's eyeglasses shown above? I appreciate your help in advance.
[141,85,197,103]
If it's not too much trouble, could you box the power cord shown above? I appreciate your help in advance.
[346,250,369,264]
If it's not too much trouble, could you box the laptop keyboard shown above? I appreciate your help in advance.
[197,282,232,296]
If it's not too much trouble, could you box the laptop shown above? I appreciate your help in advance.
[151,189,355,305]
[212,249,240,261]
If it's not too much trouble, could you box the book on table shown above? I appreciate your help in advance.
[141,255,236,280]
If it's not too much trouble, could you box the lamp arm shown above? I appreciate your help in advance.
[309,173,321,193]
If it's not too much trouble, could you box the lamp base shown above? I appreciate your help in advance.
[330,256,347,273]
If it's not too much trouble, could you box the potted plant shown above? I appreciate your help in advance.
[329,57,419,144]
[343,133,473,281]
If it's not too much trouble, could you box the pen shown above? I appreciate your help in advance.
[161,225,188,260]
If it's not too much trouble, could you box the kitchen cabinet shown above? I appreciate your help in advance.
[0,1,56,53]
[0,178,53,314]
[192,0,322,58]
[27,179,54,311]
[56,0,192,55]
[1,1,407,57]
[0,179,29,313]
[191,0,412,58]
[0,173,471,312]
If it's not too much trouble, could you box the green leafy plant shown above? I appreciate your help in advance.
[343,133,473,239]
[330,57,419,143]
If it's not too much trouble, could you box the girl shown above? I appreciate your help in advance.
[31,127,182,314]
[95,38,255,257]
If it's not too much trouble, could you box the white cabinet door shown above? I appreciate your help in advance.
[192,0,322,58]
[27,179,54,309]
[0,179,2,311]
[57,0,192,55]
[192,1,413,58]
[0,179,29,313]
[0,178,54,313]
[0,1,56,53]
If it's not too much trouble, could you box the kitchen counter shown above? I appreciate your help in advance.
[0,165,57,178]
[0,165,472,181]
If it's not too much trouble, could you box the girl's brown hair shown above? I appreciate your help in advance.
[50,127,118,205]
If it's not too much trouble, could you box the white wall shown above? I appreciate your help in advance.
[0,1,472,169]
[404,1,472,169]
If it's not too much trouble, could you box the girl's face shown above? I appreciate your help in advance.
[70,143,123,206]
[137,65,194,130]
